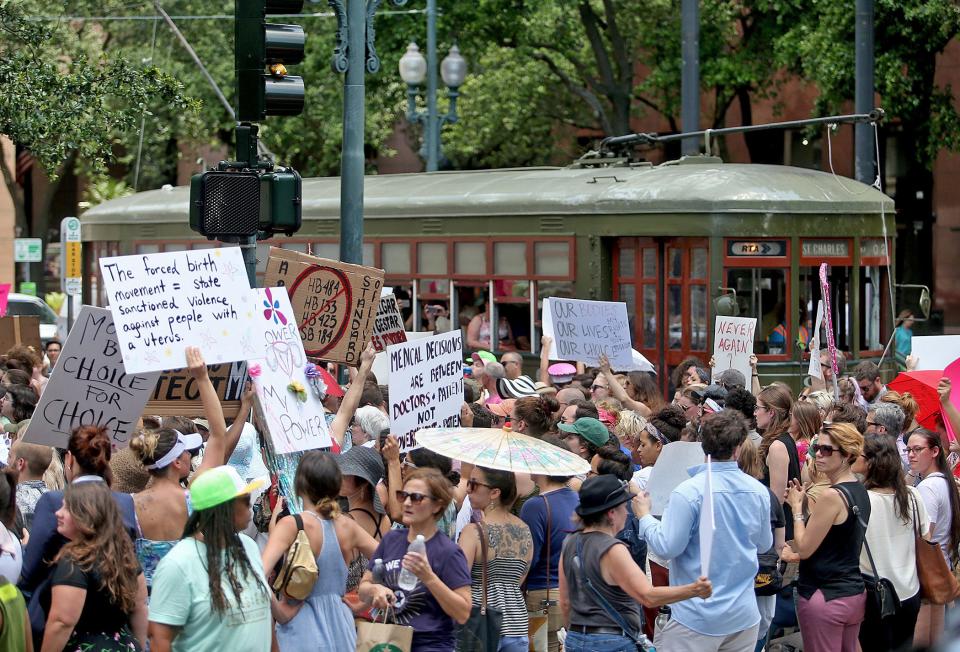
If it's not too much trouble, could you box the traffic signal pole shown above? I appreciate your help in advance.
[339,0,366,267]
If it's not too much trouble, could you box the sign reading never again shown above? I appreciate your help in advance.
[22,307,160,448]
[99,247,263,373]
[263,247,385,364]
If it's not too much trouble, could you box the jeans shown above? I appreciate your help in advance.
[499,636,530,652]
[563,630,636,652]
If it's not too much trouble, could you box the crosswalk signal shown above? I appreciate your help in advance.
[236,0,306,121]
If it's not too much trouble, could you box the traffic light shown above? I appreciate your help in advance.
[190,169,262,238]
[236,0,306,121]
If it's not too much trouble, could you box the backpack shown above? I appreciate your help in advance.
[272,514,319,600]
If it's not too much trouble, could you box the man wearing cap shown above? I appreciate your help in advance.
[559,417,611,462]
[635,411,772,651]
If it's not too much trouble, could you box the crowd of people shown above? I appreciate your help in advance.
[0,329,958,652]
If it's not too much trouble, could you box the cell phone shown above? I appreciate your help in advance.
[379,427,391,447]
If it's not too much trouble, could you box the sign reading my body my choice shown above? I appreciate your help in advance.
[100,248,262,374]
[389,330,463,453]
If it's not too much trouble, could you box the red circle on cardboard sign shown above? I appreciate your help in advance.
[288,265,353,358]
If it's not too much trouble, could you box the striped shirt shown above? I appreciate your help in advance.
[468,523,532,637]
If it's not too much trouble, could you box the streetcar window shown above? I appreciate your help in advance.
[726,268,789,355]
[534,242,570,276]
[860,265,890,352]
[494,242,527,276]
[382,242,412,274]
[455,242,487,275]
[800,266,852,353]
[418,242,448,275]
[313,243,340,260]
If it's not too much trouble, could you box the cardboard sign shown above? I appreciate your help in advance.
[712,316,757,384]
[371,294,407,352]
[146,362,248,418]
[808,301,825,380]
[0,283,9,316]
[389,330,464,453]
[646,441,705,516]
[912,336,960,371]
[249,287,331,454]
[0,316,41,353]
[263,247,385,364]
[22,307,160,448]
[99,247,262,373]
[542,297,632,368]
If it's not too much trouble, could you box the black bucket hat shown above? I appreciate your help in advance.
[575,475,632,517]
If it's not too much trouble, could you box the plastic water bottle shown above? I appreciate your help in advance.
[397,535,426,590]
[637,632,655,652]
[371,558,385,584]
[653,606,671,645]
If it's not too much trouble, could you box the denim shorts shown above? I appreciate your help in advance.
[499,635,530,652]
[563,630,636,652]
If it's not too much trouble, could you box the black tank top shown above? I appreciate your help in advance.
[798,481,871,601]
[762,432,802,539]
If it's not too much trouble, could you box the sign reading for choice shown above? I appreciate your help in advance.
[543,297,632,368]
[22,306,160,449]
[712,316,757,385]
[100,247,262,374]
[389,330,463,453]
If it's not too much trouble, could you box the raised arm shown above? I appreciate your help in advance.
[187,347,229,480]
[601,544,711,607]
[599,354,651,416]
[750,355,761,396]
[938,378,960,437]
[223,382,255,463]
[329,343,376,447]
[381,435,404,524]
[539,335,553,384]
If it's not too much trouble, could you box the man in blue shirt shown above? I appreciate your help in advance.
[635,411,772,651]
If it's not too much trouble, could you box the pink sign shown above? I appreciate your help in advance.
[819,264,839,379]
[0,283,9,316]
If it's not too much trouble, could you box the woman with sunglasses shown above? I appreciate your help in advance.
[459,467,533,652]
[359,468,472,652]
[783,422,868,652]
[906,428,960,646]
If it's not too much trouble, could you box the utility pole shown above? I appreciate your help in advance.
[854,0,875,185]
[680,0,700,156]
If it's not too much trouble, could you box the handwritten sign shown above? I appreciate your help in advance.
[99,247,262,373]
[263,247,385,364]
[371,331,434,384]
[371,293,407,352]
[542,297,631,368]
[712,316,756,384]
[22,307,160,449]
[646,441,705,516]
[250,287,331,454]
[0,283,9,316]
[146,362,247,418]
[912,336,960,371]
[808,300,825,380]
[389,330,463,453]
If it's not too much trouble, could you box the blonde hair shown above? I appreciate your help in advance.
[615,411,648,446]
[44,451,65,491]
[820,422,863,463]
[737,437,764,480]
[881,390,919,427]
[806,390,833,414]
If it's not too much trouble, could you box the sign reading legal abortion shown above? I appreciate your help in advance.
[22,307,160,448]
[711,316,757,385]
[370,293,407,352]
[542,297,632,368]
[250,287,331,454]
[389,330,463,453]
[100,247,262,374]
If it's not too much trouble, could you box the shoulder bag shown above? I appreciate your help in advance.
[912,476,960,605]
[457,522,504,652]
[527,495,552,652]
[272,513,319,600]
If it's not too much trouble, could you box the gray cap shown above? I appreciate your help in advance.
[715,368,746,390]
[336,445,386,514]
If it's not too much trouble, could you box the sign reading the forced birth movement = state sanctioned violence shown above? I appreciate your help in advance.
[389,330,463,453]
[264,247,385,365]
[22,306,160,449]
[99,247,263,374]
[370,293,407,352]
[542,297,632,368]
[249,287,331,454]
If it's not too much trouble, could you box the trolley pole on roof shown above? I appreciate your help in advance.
[680,0,700,156]
[854,0,875,185]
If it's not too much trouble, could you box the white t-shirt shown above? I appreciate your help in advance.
[859,487,930,600]
[917,472,954,564]
[0,527,22,583]
[632,466,653,491]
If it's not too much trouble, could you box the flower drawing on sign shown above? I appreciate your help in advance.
[288,381,307,403]
[263,288,288,326]
[248,363,262,378]
[304,363,328,399]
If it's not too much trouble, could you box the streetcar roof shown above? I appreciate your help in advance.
[81,159,894,225]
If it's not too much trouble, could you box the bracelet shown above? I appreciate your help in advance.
[794,515,805,521]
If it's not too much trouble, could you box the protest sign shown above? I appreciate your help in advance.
[146,362,248,418]
[263,247,385,364]
[819,263,840,397]
[22,307,160,448]
[712,316,756,384]
[646,441,705,516]
[912,336,960,371]
[808,301,825,380]
[249,287,331,454]
[0,316,41,352]
[542,297,632,368]
[372,331,434,384]
[389,330,463,453]
[99,247,262,373]
[371,293,407,352]
[0,283,9,316]
[699,456,715,577]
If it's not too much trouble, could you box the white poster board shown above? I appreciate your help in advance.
[370,294,407,352]
[100,247,262,373]
[646,441,705,516]
[912,336,960,371]
[808,300,825,379]
[22,306,160,448]
[250,288,331,454]
[699,456,715,577]
[712,316,757,384]
[371,331,434,384]
[543,297,632,368]
[389,330,464,453]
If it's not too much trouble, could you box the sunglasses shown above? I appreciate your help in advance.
[466,479,493,492]
[810,444,841,457]
[396,490,434,504]
[591,384,607,391]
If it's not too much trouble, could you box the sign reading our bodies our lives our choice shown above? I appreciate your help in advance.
[22,306,160,449]
[99,247,264,374]
[542,297,632,368]
[389,330,464,453]
[711,316,757,384]
[250,287,331,454]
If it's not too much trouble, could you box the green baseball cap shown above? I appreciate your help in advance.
[189,465,265,512]
[465,350,497,364]
[558,417,610,448]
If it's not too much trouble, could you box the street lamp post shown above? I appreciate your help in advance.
[398,0,467,172]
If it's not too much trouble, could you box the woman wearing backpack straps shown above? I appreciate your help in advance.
[261,451,378,651]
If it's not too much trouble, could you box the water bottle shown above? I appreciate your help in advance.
[637,632,655,652]
[371,558,385,585]
[397,535,426,590]
[653,606,671,645]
